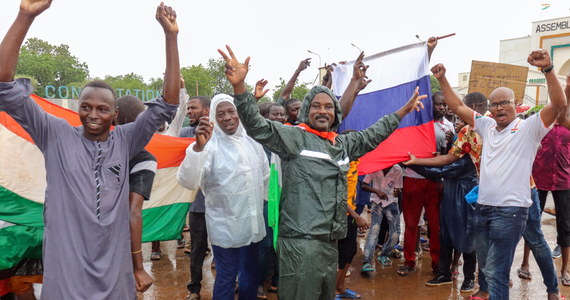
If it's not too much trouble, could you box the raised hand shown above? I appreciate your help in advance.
[527,49,552,69]
[156,2,178,34]
[395,86,427,119]
[427,37,438,51]
[407,87,427,112]
[218,45,250,94]
[254,79,269,101]
[352,52,369,80]
[193,117,214,152]
[179,74,185,90]
[19,0,52,18]
[324,63,336,74]
[431,63,446,80]
[297,58,311,71]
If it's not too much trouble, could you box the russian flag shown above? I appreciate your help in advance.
[333,42,435,175]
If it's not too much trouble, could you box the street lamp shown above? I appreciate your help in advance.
[351,43,362,53]
[307,50,322,67]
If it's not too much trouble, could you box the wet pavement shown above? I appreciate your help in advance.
[138,196,570,300]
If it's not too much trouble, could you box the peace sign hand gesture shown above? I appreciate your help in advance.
[218,45,250,94]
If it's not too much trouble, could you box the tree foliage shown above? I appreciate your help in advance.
[430,75,441,94]
[16,38,89,97]
[181,64,213,97]
[272,78,311,102]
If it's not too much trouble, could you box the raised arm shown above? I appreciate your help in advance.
[322,63,335,88]
[0,0,52,82]
[163,76,188,136]
[427,37,437,61]
[254,78,269,101]
[343,87,427,159]
[431,63,475,127]
[558,74,570,129]
[280,58,311,100]
[156,2,180,105]
[338,52,371,118]
[527,50,567,127]
[218,45,300,157]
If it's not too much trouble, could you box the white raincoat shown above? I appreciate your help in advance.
[177,94,268,248]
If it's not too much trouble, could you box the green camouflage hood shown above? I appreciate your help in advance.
[298,85,343,132]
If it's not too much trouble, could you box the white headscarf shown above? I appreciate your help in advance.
[197,94,268,248]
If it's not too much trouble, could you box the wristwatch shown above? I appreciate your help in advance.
[541,64,554,74]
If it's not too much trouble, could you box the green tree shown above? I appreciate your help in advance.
[207,58,233,95]
[430,75,441,94]
[104,73,148,98]
[16,38,89,97]
[272,78,311,102]
[181,64,214,97]
[148,77,164,91]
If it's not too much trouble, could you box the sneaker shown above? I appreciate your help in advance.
[425,275,453,287]
[378,255,392,266]
[460,279,475,292]
[361,262,375,272]
[553,245,562,259]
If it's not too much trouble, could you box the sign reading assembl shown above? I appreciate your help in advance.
[44,85,161,101]
[535,20,569,33]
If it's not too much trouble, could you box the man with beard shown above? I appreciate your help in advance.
[218,45,426,300]
[178,95,210,300]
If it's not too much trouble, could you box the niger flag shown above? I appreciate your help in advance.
[0,94,195,272]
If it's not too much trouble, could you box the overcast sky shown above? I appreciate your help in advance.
[1,0,569,97]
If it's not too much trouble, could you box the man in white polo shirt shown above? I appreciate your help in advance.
[430,50,567,300]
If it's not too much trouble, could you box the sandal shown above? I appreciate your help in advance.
[267,286,278,293]
[517,268,532,280]
[150,251,161,260]
[337,288,361,299]
[562,272,570,286]
[397,264,415,276]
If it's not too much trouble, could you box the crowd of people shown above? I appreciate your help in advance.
[1,1,570,300]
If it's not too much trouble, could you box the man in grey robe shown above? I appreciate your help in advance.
[0,1,181,299]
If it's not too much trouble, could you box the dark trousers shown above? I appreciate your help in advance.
[438,243,476,280]
[212,242,260,300]
[538,189,570,247]
[187,212,208,294]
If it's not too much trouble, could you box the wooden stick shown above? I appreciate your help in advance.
[436,33,456,40]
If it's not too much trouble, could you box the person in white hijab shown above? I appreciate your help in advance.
[177,94,269,300]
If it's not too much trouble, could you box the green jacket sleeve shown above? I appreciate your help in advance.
[234,92,301,159]
[340,113,401,160]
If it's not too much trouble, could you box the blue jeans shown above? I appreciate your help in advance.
[363,202,400,263]
[523,188,558,294]
[475,204,528,300]
[212,242,260,300]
